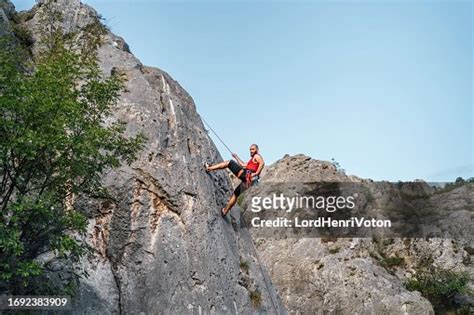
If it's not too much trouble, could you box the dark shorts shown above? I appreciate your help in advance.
[234,181,250,197]
[228,160,246,181]
[228,160,257,197]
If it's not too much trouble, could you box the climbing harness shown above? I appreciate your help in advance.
[245,170,253,187]
[245,170,260,188]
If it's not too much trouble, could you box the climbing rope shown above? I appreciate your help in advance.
[201,115,234,156]
[201,115,279,313]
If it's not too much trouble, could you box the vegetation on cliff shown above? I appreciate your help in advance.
[0,1,145,295]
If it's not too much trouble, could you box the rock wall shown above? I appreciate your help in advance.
[1,0,286,313]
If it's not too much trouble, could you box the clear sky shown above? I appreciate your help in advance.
[13,0,473,182]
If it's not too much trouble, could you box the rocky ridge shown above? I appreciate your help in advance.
[242,154,473,314]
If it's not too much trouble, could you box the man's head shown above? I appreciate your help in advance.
[249,144,259,157]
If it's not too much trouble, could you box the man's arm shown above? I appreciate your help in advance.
[254,154,265,176]
[232,153,246,167]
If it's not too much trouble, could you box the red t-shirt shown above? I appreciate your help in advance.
[246,156,260,173]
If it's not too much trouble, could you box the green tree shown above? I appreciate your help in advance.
[0,2,146,295]
[405,269,470,311]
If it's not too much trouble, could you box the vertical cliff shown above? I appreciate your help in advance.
[1,0,285,313]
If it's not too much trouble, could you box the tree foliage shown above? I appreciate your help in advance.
[405,269,470,310]
[0,1,146,295]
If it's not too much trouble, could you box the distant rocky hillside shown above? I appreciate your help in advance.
[240,154,473,314]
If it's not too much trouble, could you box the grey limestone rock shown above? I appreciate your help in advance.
[7,1,286,314]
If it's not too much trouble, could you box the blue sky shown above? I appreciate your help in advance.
[13,0,472,182]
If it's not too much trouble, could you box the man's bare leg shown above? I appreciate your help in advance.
[222,193,238,216]
[206,160,230,172]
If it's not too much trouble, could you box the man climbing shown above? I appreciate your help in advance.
[205,144,265,217]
